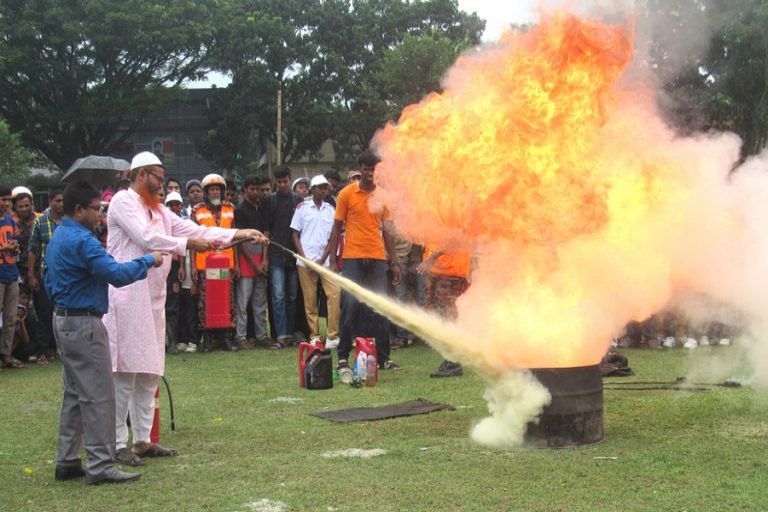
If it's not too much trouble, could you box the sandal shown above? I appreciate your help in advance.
[115,447,144,466]
[134,443,178,458]
[4,358,23,369]
[270,341,286,350]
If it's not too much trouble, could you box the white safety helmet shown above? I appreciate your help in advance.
[201,173,226,190]
[309,175,329,188]
[165,191,183,205]
[130,151,163,170]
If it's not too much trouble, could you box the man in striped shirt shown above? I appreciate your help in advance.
[28,190,64,364]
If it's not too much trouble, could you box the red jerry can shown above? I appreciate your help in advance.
[205,251,231,329]
[298,340,325,388]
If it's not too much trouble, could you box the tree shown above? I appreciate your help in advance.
[198,0,484,170]
[0,118,33,188]
[648,0,768,157]
[0,0,226,170]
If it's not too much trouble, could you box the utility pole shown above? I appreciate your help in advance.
[276,87,282,166]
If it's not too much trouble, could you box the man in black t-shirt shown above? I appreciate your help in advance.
[266,166,302,348]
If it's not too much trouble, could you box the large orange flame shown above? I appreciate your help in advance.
[373,12,682,369]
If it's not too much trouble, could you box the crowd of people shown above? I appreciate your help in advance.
[0,149,740,484]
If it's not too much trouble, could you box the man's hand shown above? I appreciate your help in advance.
[232,267,240,280]
[178,267,185,282]
[417,253,439,274]
[235,229,269,245]
[150,251,165,267]
[391,262,402,285]
[187,238,215,252]
[258,261,269,275]
[28,274,40,292]
[329,258,339,274]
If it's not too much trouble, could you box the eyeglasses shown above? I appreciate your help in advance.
[146,170,165,183]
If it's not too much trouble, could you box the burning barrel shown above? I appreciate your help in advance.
[524,364,604,448]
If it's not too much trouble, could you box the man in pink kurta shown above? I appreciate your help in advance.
[104,152,267,465]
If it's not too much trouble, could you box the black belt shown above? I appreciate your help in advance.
[54,307,103,318]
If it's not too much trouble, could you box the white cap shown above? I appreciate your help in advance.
[12,186,33,199]
[310,175,329,188]
[130,151,163,170]
[165,191,183,205]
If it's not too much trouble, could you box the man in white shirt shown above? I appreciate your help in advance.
[290,175,340,348]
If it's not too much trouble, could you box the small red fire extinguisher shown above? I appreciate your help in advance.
[150,386,160,444]
[205,251,231,329]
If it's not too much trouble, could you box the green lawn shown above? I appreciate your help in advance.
[1,346,765,511]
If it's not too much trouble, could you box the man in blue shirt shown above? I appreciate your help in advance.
[0,186,20,369]
[45,181,163,485]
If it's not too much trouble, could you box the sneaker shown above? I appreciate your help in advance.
[380,360,401,371]
[662,337,677,348]
[390,337,407,350]
[325,337,340,349]
[336,359,350,372]
[185,344,197,353]
[176,342,187,352]
[682,338,698,349]
[430,362,463,378]
[27,355,37,363]
[719,338,732,346]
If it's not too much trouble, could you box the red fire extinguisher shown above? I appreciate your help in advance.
[150,386,160,444]
[205,251,231,329]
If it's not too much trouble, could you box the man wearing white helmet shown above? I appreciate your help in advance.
[104,152,267,466]
[190,173,238,352]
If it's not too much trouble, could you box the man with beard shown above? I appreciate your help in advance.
[191,173,238,352]
[28,190,64,364]
[105,153,267,466]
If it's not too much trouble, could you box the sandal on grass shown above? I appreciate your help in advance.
[4,358,23,369]
[134,444,178,458]
[270,341,286,350]
[115,447,144,466]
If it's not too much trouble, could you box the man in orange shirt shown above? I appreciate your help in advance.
[328,150,402,371]
[417,246,472,377]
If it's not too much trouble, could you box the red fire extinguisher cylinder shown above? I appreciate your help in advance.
[205,251,231,329]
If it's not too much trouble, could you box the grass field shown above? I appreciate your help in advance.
[1,344,766,512]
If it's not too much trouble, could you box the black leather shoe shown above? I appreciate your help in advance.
[88,470,141,485]
[55,464,86,481]
[430,362,463,378]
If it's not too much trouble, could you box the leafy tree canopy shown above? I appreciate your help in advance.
[0,0,225,170]
[199,0,484,170]
[647,0,768,157]
[0,118,33,188]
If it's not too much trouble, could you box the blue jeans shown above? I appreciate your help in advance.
[338,258,390,363]
[269,264,297,340]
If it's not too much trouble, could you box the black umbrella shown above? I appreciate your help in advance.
[61,155,130,189]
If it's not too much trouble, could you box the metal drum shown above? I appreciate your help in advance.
[525,364,604,448]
